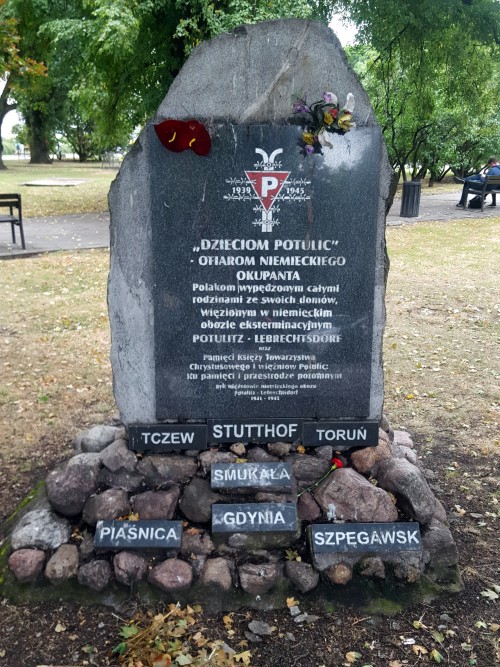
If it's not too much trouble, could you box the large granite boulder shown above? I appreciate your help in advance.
[46,454,101,516]
[313,468,398,522]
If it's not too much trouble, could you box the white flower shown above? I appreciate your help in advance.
[317,131,333,149]
[343,93,355,113]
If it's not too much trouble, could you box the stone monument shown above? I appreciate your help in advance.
[108,19,388,433]
[3,19,460,608]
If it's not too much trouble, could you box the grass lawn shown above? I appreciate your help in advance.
[0,202,498,666]
[0,159,117,217]
[0,215,497,496]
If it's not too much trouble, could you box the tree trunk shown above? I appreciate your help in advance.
[0,80,17,170]
[26,109,52,164]
[0,134,6,170]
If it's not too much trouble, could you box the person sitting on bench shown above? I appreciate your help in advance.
[455,156,500,208]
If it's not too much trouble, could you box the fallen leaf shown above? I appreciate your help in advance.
[120,623,139,639]
[430,648,444,663]
[412,644,428,656]
[296,444,306,454]
[431,630,445,644]
[175,654,194,665]
[345,651,362,663]
[286,597,299,608]
[389,661,403,667]
[234,650,252,665]
[54,622,66,633]
[489,623,500,632]
[153,657,172,667]
[192,632,208,647]
[480,588,499,600]
[223,614,234,626]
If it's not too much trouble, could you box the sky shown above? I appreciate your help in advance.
[1,16,358,139]
[329,14,358,46]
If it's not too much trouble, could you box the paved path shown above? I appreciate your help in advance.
[387,189,497,226]
[0,212,110,258]
[0,189,497,259]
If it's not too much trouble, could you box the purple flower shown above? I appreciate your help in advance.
[293,98,310,114]
[323,91,338,105]
[305,144,315,155]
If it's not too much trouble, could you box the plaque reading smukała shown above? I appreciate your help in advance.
[152,125,382,420]
[211,462,293,491]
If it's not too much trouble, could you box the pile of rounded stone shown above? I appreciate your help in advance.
[6,419,460,604]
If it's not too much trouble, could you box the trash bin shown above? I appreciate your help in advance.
[400,180,422,217]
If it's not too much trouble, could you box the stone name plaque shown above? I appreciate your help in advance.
[302,420,378,448]
[310,523,422,553]
[211,462,293,491]
[128,424,207,451]
[128,420,377,449]
[208,419,301,443]
[212,503,297,533]
[94,520,182,549]
[151,124,384,421]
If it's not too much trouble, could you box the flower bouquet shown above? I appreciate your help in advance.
[292,91,355,155]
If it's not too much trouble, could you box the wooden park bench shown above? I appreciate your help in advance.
[0,193,25,249]
[466,175,500,212]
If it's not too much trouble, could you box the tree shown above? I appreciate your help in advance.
[2,0,74,163]
[43,0,319,148]
[0,1,46,168]
[3,1,331,161]
[335,0,500,179]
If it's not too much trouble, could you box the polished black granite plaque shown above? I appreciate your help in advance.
[151,124,381,420]
[310,523,422,553]
[211,462,293,491]
[208,418,302,443]
[212,503,297,533]
[128,424,207,451]
[302,420,379,448]
[94,520,182,548]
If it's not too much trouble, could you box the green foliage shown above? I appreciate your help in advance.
[39,0,317,146]
[1,137,16,154]
[343,0,500,179]
[174,0,314,55]
[3,0,500,170]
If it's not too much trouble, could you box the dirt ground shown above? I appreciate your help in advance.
[0,216,499,667]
